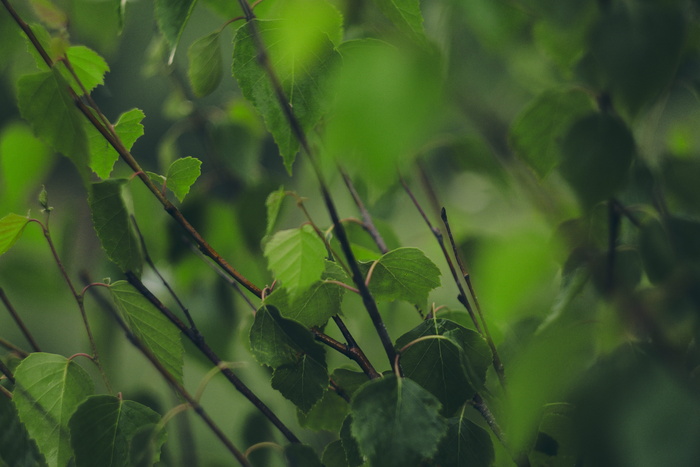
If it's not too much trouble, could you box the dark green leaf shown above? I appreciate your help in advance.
[13,353,94,467]
[435,412,495,467]
[272,355,328,412]
[64,45,109,94]
[17,68,90,181]
[332,369,369,399]
[89,179,143,275]
[322,440,349,467]
[232,19,339,172]
[365,247,441,308]
[510,88,595,177]
[350,375,447,466]
[264,261,349,327]
[297,388,348,432]
[371,0,426,43]
[559,113,635,209]
[0,213,30,256]
[109,281,184,384]
[284,444,323,467]
[166,156,202,202]
[129,424,167,467]
[187,31,222,97]
[69,395,166,467]
[155,0,198,61]
[264,225,328,298]
[340,415,363,467]
[0,392,47,467]
[88,108,145,179]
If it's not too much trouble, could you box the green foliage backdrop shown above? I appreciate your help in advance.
[2,0,700,466]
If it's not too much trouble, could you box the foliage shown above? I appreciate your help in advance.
[2,0,700,466]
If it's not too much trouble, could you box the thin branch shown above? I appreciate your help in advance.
[0,288,41,352]
[94,288,251,467]
[0,338,29,358]
[341,169,388,254]
[311,327,380,380]
[441,207,505,387]
[0,358,15,384]
[118,272,301,444]
[0,0,263,299]
[232,0,398,369]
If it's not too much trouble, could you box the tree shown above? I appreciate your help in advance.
[1,0,700,466]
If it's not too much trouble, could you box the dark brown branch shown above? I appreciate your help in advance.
[94,285,251,467]
[0,358,15,384]
[341,170,388,254]
[0,288,41,352]
[312,318,381,379]
[0,338,29,358]
[120,272,301,444]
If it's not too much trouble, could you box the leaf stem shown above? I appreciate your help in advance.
[0,288,41,352]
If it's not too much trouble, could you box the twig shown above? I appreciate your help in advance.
[0,358,15,384]
[341,169,388,254]
[441,207,506,387]
[0,288,41,352]
[95,288,251,467]
[119,272,301,444]
[1,0,263,299]
[312,316,381,380]
[232,0,398,369]
[0,338,29,358]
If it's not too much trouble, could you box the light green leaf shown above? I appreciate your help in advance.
[250,306,328,411]
[371,0,426,43]
[69,395,166,467]
[88,108,145,179]
[265,186,286,237]
[0,391,47,467]
[89,180,143,275]
[350,375,447,466]
[165,156,201,202]
[364,247,441,308]
[0,213,30,256]
[17,68,90,181]
[509,88,596,177]
[232,19,340,172]
[155,0,198,61]
[264,224,327,298]
[64,45,109,94]
[283,444,324,467]
[146,171,167,189]
[187,31,222,97]
[109,281,184,384]
[264,261,349,327]
[13,353,94,467]
[435,412,495,467]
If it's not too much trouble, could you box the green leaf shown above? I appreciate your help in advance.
[0,213,30,256]
[509,88,596,177]
[155,0,198,61]
[364,247,441,309]
[17,68,90,181]
[321,440,348,467]
[284,444,323,467]
[187,31,223,97]
[340,415,363,467]
[250,306,327,410]
[232,19,339,172]
[371,0,426,43]
[13,353,94,467]
[350,375,447,466]
[265,186,286,237]
[559,113,635,209]
[166,156,202,202]
[264,224,328,298]
[0,393,47,467]
[264,261,349,327]
[395,320,474,415]
[0,122,52,213]
[89,180,143,275]
[64,46,109,95]
[109,281,184,384]
[297,388,348,432]
[88,108,145,179]
[435,412,495,467]
[69,395,166,467]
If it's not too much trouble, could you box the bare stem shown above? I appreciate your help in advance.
[0,338,29,357]
[0,288,41,352]
[341,169,388,254]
